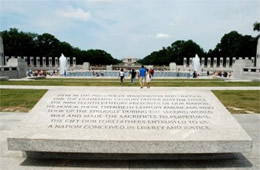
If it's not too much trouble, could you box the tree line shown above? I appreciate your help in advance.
[1,22,259,66]
[139,22,260,65]
[0,28,120,65]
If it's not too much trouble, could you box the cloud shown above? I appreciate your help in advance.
[57,7,91,22]
[1,0,259,59]
[155,33,170,39]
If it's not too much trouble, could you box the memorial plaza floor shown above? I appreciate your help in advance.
[0,85,259,170]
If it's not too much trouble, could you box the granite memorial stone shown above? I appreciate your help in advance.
[8,87,252,155]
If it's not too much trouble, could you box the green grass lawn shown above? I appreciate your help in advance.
[213,90,260,114]
[0,89,47,112]
[0,78,259,86]
[0,88,259,113]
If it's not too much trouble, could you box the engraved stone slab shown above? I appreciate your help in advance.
[8,87,252,154]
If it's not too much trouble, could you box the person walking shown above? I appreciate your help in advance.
[138,65,146,88]
[149,68,154,80]
[119,69,125,85]
[130,69,136,85]
[146,68,151,88]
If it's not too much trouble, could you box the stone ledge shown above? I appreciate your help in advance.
[7,88,252,155]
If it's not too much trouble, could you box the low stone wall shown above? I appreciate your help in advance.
[233,67,260,81]
[0,67,19,79]
[0,62,27,79]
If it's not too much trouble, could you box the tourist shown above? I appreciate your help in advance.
[27,69,32,77]
[119,69,125,85]
[146,68,151,88]
[193,71,197,78]
[149,68,154,80]
[130,69,136,85]
[138,65,146,88]
[224,71,228,77]
[228,72,231,78]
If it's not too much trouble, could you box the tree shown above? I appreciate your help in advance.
[139,40,205,65]
[170,40,205,65]
[59,41,74,57]
[0,28,120,65]
[76,49,120,65]
[208,31,257,58]
[0,28,37,56]
[253,22,260,32]
[35,33,60,57]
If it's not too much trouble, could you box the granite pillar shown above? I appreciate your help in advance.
[189,58,193,68]
[67,57,71,67]
[30,57,34,67]
[220,57,223,68]
[213,57,217,68]
[207,58,211,68]
[49,57,53,67]
[183,58,187,67]
[5,56,9,65]
[226,58,230,68]
[24,56,27,62]
[251,57,255,65]
[36,57,40,67]
[42,57,46,67]
[201,58,205,68]
[55,57,59,67]
[73,57,76,67]
[232,57,236,67]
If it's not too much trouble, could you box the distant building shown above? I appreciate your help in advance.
[122,57,137,66]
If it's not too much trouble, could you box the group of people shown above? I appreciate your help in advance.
[119,65,154,88]
[213,71,231,78]
[27,69,60,77]
[27,69,47,77]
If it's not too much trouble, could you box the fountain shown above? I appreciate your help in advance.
[192,54,201,75]
[59,53,67,76]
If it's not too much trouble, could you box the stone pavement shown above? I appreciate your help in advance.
[0,112,259,170]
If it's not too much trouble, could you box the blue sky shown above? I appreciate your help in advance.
[0,0,259,59]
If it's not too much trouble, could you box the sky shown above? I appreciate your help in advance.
[0,0,259,59]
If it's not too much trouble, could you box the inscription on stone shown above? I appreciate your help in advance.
[46,93,213,131]
[8,88,252,154]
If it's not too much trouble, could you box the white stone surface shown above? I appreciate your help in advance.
[82,62,90,70]
[8,88,252,154]
[232,59,259,80]
[6,57,18,67]
[169,62,176,71]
